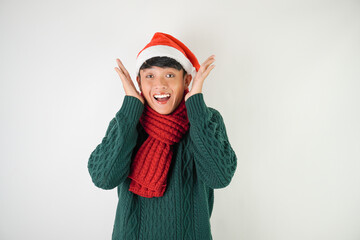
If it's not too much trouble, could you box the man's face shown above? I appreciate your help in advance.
[136,66,192,115]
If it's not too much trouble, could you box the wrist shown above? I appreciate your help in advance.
[185,90,202,102]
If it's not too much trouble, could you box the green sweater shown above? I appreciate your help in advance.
[88,93,237,240]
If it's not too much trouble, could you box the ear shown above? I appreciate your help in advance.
[184,74,192,89]
[136,75,141,90]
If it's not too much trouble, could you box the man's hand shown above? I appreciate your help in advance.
[185,55,215,102]
[114,58,145,104]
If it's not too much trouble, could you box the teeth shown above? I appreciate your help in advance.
[154,94,170,99]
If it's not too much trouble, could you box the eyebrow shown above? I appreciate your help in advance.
[143,68,177,73]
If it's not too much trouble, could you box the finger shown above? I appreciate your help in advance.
[114,66,125,79]
[115,67,138,94]
[199,61,215,78]
[115,59,126,75]
[207,54,216,61]
[116,58,124,69]
[116,59,128,75]
[116,59,130,76]
[199,55,215,72]
[203,56,216,68]
[117,59,132,80]
[115,67,137,89]
[201,64,215,80]
[115,59,134,86]
[202,55,216,65]
[114,66,127,81]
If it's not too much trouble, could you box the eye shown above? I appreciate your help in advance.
[145,74,154,78]
[166,74,175,78]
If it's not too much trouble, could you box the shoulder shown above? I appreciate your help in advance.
[208,107,220,115]
[207,107,224,122]
[185,93,225,123]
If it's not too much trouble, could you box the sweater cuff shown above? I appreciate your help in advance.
[117,95,144,122]
[185,93,209,122]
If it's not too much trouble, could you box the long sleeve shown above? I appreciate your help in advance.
[185,93,237,189]
[88,95,144,190]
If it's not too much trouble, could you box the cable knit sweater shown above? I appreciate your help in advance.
[88,93,237,240]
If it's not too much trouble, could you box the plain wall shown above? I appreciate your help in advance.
[1,0,359,239]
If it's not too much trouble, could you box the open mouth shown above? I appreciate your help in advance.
[153,93,171,104]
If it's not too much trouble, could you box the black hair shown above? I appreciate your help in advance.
[138,56,187,79]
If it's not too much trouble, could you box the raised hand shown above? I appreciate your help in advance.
[114,58,145,104]
[185,55,215,102]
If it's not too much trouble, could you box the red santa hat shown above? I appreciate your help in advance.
[135,32,200,78]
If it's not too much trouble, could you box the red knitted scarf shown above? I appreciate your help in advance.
[128,89,190,198]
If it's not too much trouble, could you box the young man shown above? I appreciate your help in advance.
[88,32,237,239]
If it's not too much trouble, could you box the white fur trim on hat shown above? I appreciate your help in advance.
[135,45,196,78]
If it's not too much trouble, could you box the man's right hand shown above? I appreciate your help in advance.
[114,58,145,104]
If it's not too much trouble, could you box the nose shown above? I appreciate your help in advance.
[154,76,168,89]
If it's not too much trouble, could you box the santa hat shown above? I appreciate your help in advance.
[135,32,200,78]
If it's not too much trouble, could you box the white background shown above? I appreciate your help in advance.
[1,0,359,239]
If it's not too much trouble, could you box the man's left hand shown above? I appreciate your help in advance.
[185,55,216,102]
